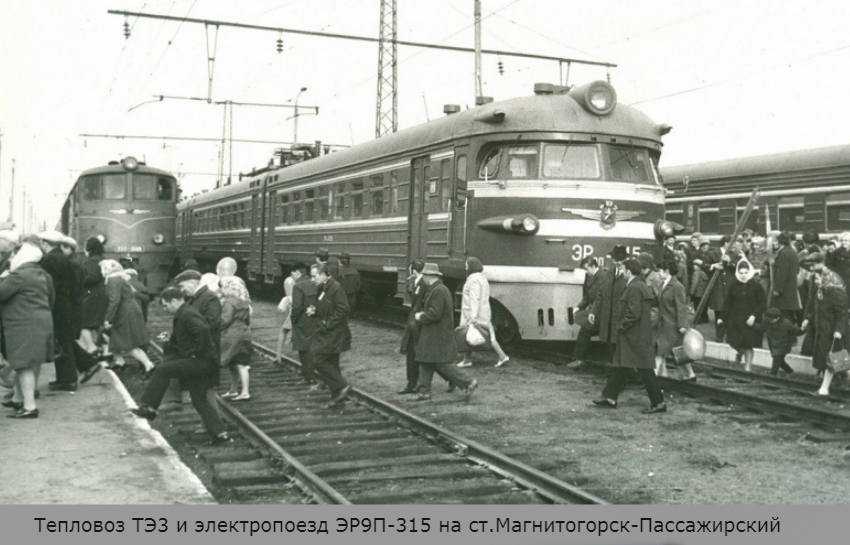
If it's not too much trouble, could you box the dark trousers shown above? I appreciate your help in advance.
[54,336,78,384]
[416,362,473,394]
[601,367,664,406]
[573,327,594,361]
[298,350,317,381]
[712,309,725,342]
[311,352,348,398]
[771,354,793,375]
[691,296,708,323]
[346,293,357,317]
[140,357,225,437]
[72,343,98,373]
[405,338,420,390]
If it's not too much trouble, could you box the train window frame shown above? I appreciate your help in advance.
[826,192,850,232]
[605,145,658,185]
[369,174,385,217]
[103,174,127,200]
[351,178,365,218]
[777,195,805,233]
[455,155,467,210]
[333,182,347,220]
[292,190,303,224]
[478,148,501,179]
[389,171,399,215]
[279,194,289,225]
[504,145,539,179]
[304,188,316,223]
[318,186,330,221]
[542,143,601,180]
[440,158,452,212]
[81,176,101,200]
[397,168,410,216]
[698,201,720,234]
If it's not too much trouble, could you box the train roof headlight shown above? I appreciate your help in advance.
[121,156,139,171]
[569,81,617,116]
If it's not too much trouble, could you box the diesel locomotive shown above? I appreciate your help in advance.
[58,156,179,293]
[177,81,674,341]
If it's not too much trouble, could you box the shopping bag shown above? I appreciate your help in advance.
[827,340,850,373]
[575,308,599,333]
[466,324,487,346]
[455,324,492,353]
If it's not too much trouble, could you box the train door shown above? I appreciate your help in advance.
[249,186,266,279]
[450,145,469,256]
[407,156,428,262]
[263,190,277,280]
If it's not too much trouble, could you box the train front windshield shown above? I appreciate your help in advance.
[80,174,176,201]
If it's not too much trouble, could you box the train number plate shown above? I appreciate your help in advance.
[115,246,145,252]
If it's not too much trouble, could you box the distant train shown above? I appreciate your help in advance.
[58,156,178,293]
[662,144,850,238]
[177,81,675,342]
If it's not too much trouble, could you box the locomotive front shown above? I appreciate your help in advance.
[464,81,674,341]
[62,157,178,293]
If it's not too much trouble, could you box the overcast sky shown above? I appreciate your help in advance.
[2,0,849,230]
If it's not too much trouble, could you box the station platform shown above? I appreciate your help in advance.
[0,363,214,504]
[693,322,817,375]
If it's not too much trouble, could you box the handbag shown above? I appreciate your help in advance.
[672,345,693,365]
[574,308,599,333]
[827,339,850,374]
[455,324,492,353]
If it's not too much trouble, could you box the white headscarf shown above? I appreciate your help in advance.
[10,242,43,271]
[735,256,756,284]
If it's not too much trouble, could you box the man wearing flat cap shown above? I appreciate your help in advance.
[38,230,78,391]
[772,231,801,322]
[336,252,361,317]
[314,248,339,279]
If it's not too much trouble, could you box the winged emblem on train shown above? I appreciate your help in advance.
[561,201,644,230]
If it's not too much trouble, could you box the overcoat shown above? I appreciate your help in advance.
[590,266,627,344]
[40,247,75,345]
[291,275,318,352]
[0,262,55,368]
[220,296,253,367]
[104,274,148,352]
[828,248,850,309]
[722,279,766,351]
[657,277,690,357]
[81,253,107,328]
[772,245,802,310]
[415,279,458,364]
[460,272,492,327]
[164,304,217,375]
[612,276,655,369]
[310,278,351,354]
[700,247,727,311]
[577,270,602,311]
[400,275,427,354]
[188,284,222,385]
[763,316,804,357]
[804,284,850,371]
[337,263,361,300]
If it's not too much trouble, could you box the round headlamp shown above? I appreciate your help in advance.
[569,81,617,116]
[522,217,539,233]
[121,156,139,171]
[153,233,164,244]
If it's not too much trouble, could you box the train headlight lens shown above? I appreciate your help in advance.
[153,234,164,244]
[522,217,538,233]
[660,221,674,237]
[121,156,139,171]
[570,81,618,116]
[590,86,614,111]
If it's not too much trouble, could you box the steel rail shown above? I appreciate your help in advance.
[693,360,850,402]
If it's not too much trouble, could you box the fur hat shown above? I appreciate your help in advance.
[174,269,202,283]
[637,252,657,271]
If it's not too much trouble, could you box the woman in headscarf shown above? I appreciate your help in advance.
[457,257,510,368]
[0,241,54,418]
[80,236,107,355]
[801,252,850,395]
[100,259,155,374]
[718,257,766,372]
[219,276,253,401]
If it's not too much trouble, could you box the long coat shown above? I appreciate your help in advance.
[310,278,351,354]
[291,275,318,352]
[81,253,107,328]
[0,262,55,368]
[723,279,766,351]
[220,296,253,367]
[657,277,690,357]
[40,247,75,345]
[699,247,727,311]
[164,304,217,374]
[577,270,602,311]
[104,275,148,352]
[612,276,655,369]
[828,249,850,309]
[415,279,458,364]
[400,275,427,354]
[188,285,222,385]
[804,285,850,371]
[590,267,628,343]
[460,272,492,327]
[772,245,802,310]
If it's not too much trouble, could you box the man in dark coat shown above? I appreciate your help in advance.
[308,263,352,407]
[698,237,728,342]
[771,231,802,322]
[131,287,231,444]
[290,262,319,383]
[38,230,78,391]
[176,270,222,362]
[336,252,361,316]
[589,245,629,353]
[413,263,477,402]
[569,256,602,369]
[61,236,101,384]
[593,259,667,413]
[399,260,427,393]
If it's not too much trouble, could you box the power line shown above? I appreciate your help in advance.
[79,132,349,148]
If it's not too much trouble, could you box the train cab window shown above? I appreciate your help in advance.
[698,201,720,234]
[479,148,501,179]
[543,144,600,179]
[455,155,467,209]
[505,145,538,178]
[778,196,805,232]
[607,146,656,185]
[103,174,126,199]
[826,192,850,231]
[133,175,175,200]
[81,177,101,200]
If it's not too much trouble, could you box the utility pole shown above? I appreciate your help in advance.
[293,87,307,145]
[375,0,398,137]
[474,0,482,100]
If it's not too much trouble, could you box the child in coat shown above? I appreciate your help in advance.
[762,307,804,375]
[690,262,709,324]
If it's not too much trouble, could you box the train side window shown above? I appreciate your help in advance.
[826,192,850,231]
[543,144,600,179]
[698,201,720,234]
[370,174,384,217]
[103,174,126,199]
[778,196,805,233]
[390,171,399,214]
[319,186,330,221]
[735,199,760,232]
[505,145,538,178]
[479,148,500,179]
[279,194,289,225]
[81,177,101,200]
[351,179,365,218]
[304,189,316,222]
[440,159,451,211]
[334,182,347,220]
[292,191,302,223]
[455,155,467,210]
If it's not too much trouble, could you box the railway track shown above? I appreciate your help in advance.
[147,341,607,505]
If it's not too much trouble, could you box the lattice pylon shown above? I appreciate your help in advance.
[375,0,397,138]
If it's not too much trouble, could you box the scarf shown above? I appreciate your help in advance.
[10,242,43,272]
[735,255,755,284]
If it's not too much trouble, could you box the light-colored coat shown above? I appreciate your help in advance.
[460,272,492,327]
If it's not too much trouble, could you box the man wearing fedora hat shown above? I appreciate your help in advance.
[414,263,477,401]
[336,252,360,317]
[38,230,79,391]
[772,231,802,322]
[589,245,630,359]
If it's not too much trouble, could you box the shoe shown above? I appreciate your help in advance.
[158,402,184,414]
[643,402,668,414]
[495,357,510,368]
[80,363,103,384]
[816,390,830,396]
[48,381,78,392]
[7,408,38,419]
[413,393,431,401]
[130,405,157,421]
[456,361,472,368]
[447,382,456,393]
[566,360,584,369]
[220,391,238,399]
[464,379,478,402]
[325,400,345,409]
[210,432,234,445]
[331,384,352,404]
[592,398,617,409]
[142,367,155,380]
[231,394,251,402]
[2,400,23,411]
[397,388,417,395]
[683,376,698,383]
